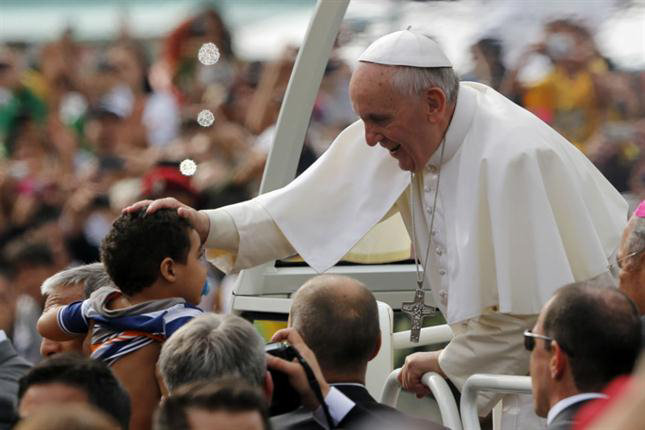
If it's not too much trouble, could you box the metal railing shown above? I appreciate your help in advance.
[460,374,532,430]
[380,368,463,430]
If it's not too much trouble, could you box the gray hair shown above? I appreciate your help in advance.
[390,66,459,103]
[40,263,114,299]
[158,313,266,393]
[624,214,645,267]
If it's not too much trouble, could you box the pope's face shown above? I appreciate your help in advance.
[349,63,441,172]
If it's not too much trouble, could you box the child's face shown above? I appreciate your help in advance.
[177,228,208,305]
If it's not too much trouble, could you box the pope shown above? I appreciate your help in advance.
[126,30,626,420]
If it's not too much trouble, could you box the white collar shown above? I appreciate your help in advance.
[330,382,366,388]
[547,392,608,425]
[426,83,477,170]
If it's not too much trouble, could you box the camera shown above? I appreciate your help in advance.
[266,342,301,416]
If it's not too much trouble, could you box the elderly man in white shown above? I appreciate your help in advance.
[128,30,626,426]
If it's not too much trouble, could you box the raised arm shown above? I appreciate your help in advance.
[37,301,88,341]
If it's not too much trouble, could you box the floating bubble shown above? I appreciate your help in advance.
[198,42,220,66]
[197,109,215,127]
[179,159,197,176]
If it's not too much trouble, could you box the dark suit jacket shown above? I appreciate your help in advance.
[271,383,446,430]
[0,338,31,430]
[547,399,593,430]
[0,338,31,404]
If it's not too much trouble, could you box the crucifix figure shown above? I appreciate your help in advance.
[401,286,437,343]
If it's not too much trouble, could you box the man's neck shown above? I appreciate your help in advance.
[324,370,365,386]
[549,384,580,411]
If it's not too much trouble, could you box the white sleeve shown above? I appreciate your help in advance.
[204,199,295,274]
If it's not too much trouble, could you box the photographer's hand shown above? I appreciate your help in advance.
[266,328,330,410]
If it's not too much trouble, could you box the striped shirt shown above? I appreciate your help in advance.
[57,286,202,365]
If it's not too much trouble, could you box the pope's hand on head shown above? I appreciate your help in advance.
[398,350,445,398]
[266,328,330,410]
[122,198,210,243]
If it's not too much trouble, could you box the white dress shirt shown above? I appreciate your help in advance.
[547,392,608,426]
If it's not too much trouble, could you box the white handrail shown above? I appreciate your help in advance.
[422,372,462,430]
[380,368,462,430]
[380,368,402,407]
[460,374,532,430]
[392,324,453,349]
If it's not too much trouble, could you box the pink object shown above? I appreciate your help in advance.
[635,201,645,218]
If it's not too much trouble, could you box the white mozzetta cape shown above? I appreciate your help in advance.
[253,82,627,323]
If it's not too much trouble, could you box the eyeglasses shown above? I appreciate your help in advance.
[523,330,553,352]
[524,329,575,356]
[608,248,645,276]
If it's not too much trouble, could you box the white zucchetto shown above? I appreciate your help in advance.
[358,29,452,68]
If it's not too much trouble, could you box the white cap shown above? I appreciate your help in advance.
[358,28,452,68]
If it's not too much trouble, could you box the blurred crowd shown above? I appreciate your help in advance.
[464,19,644,200]
[0,6,355,364]
[0,5,644,430]
[0,6,642,368]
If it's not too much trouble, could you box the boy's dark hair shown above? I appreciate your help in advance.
[100,208,193,296]
[17,353,131,430]
[155,378,271,430]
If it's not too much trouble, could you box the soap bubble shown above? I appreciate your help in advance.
[179,159,197,176]
[197,109,215,127]
[198,42,220,65]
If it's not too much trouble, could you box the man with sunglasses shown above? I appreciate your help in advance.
[526,280,640,430]
[616,201,645,345]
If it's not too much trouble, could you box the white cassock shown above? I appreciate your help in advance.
[205,82,627,416]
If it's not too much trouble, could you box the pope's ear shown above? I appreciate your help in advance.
[423,87,447,121]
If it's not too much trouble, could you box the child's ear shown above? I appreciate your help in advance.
[160,257,176,282]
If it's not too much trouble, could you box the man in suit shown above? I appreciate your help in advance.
[527,278,641,430]
[616,200,645,344]
[272,274,444,430]
[0,330,31,429]
[160,312,418,429]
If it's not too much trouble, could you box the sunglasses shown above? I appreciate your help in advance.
[523,330,553,352]
[524,329,575,356]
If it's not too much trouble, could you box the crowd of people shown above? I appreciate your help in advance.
[0,6,355,364]
[0,204,643,429]
[0,3,644,430]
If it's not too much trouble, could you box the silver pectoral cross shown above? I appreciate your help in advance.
[402,285,437,343]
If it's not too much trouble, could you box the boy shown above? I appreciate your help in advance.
[38,208,207,430]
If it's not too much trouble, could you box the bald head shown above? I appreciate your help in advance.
[290,275,380,380]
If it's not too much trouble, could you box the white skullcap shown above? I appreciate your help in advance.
[358,28,452,68]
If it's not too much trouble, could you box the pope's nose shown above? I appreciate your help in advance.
[365,129,382,147]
